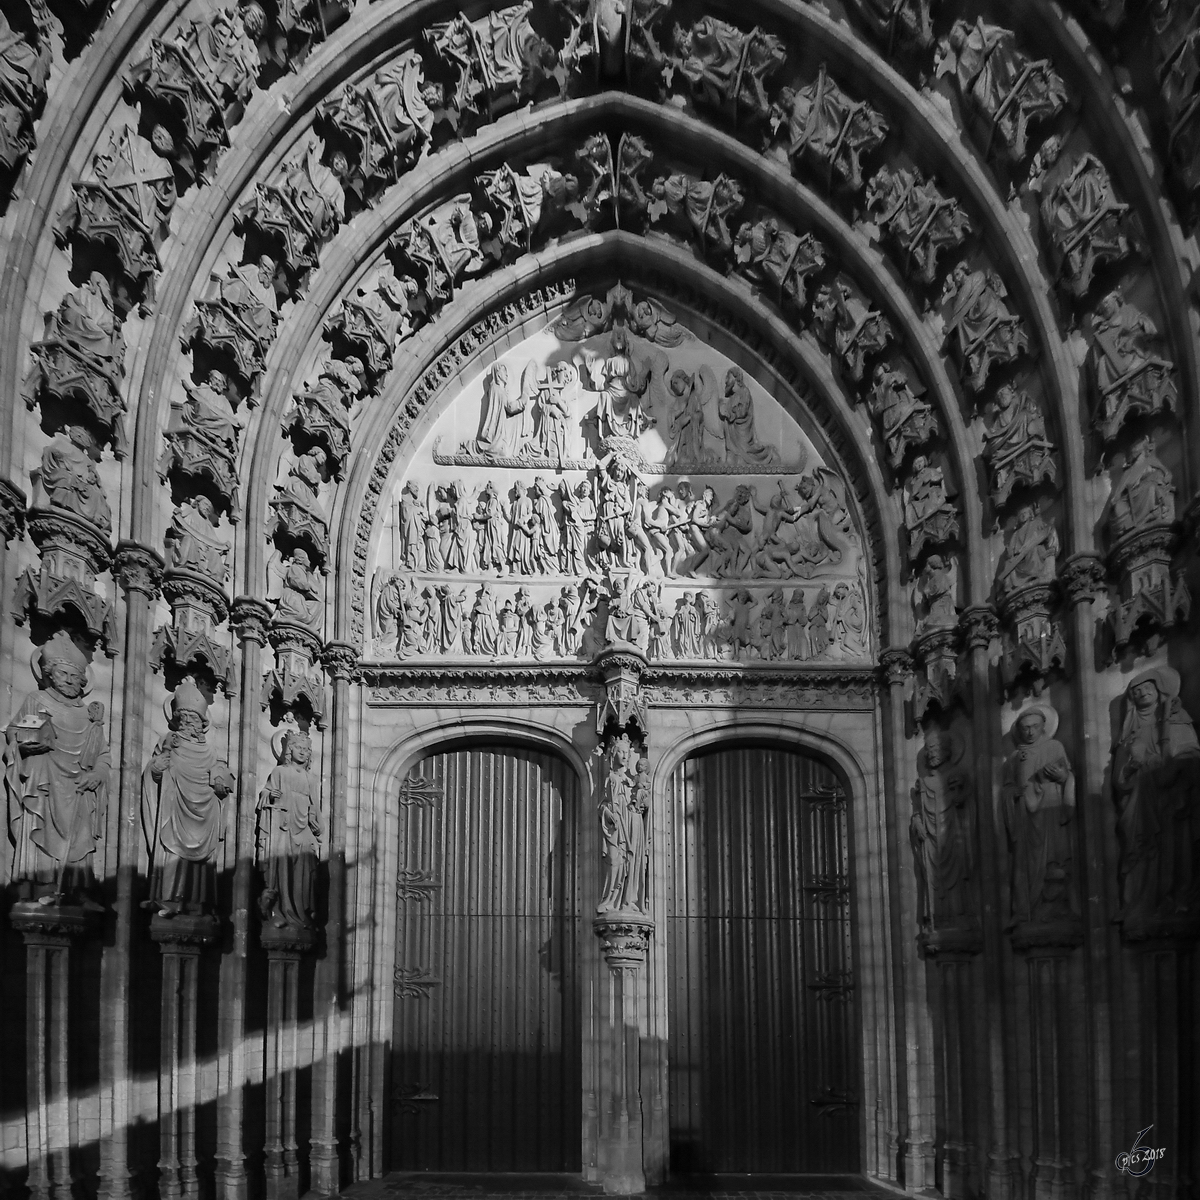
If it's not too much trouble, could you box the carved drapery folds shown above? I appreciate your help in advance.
[390,192,487,317]
[903,456,959,562]
[0,3,51,184]
[940,262,1029,393]
[813,278,893,384]
[844,0,933,53]
[732,216,825,310]
[158,369,244,521]
[982,385,1057,509]
[865,362,938,471]
[866,165,971,285]
[910,556,962,724]
[647,168,744,255]
[323,267,415,394]
[552,0,672,87]
[1158,10,1200,197]
[670,17,785,126]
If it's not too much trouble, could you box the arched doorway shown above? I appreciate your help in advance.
[388,742,582,1171]
[667,743,858,1174]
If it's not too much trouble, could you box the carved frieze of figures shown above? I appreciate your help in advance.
[125,3,264,182]
[904,457,959,560]
[941,262,1029,393]
[937,19,1067,161]
[286,358,364,474]
[1113,667,1200,938]
[3,632,110,906]
[391,193,485,314]
[866,166,971,285]
[182,257,280,394]
[910,726,976,940]
[425,3,557,126]
[866,363,938,470]
[23,273,129,458]
[0,3,51,179]
[648,170,744,256]
[55,125,177,312]
[159,369,243,520]
[770,65,889,192]
[37,426,113,534]
[316,50,439,205]
[1030,139,1134,297]
[475,161,579,253]
[670,17,785,124]
[236,145,344,289]
[982,386,1057,508]
[141,678,234,918]
[257,724,321,935]
[597,734,650,914]
[843,0,933,52]
[1159,11,1200,195]
[269,447,330,561]
[813,279,893,383]
[325,269,416,388]
[733,218,826,309]
[1089,290,1177,442]
[1002,706,1078,935]
[553,0,671,84]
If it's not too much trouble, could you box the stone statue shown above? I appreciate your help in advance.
[1034,142,1133,297]
[288,358,365,473]
[771,64,889,191]
[39,426,113,533]
[183,257,280,390]
[982,385,1057,508]
[1002,705,1076,928]
[4,632,109,905]
[671,592,702,658]
[996,503,1059,597]
[567,133,615,230]
[475,161,578,251]
[866,166,971,284]
[559,479,595,576]
[648,170,744,255]
[24,273,129,458]
[462,362,537,460]
[589,331,659,445]
[939,18,1067,160]
[1104,436,1175,541]
[866,363,938,470]
[0,4,51,177]
[165,496,230,583]
[55,124,177,310]
[903,457,959,560]
[941,262,1029,392]
[469,583,500,655]
[257,725,321,931]
[605,575,650,652]
[597,734,649,914]
[913,554,958,633]
[670,17,785,122]
[126,3,265,181]
[1112,667,1200,932]
[832,582,868,657]
[1089,291,1177,442]
[326,271,418,385]
[507,480,539,576]
[813,280,893,382]
[733,218,826,308]
[271,448,329,556]
[471,481,508,573]
[141,678,234,917]
[717,367,778,468]
[538,361,579,465]
[391,193,484,311]
[554,0,670,83]
[399,480,428,571]
[910,726,974,932]
[271,548,324,632]
[1161,13,1200,194]
[843,0,933,52]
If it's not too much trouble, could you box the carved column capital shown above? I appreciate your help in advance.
[592,913,654,970]
[114,541,164,598]
[958,604,999,652]
[1059,552,1108,605]
[879,647,915,687]
[230,596,273,645]
[595,648,649,741]
[0,477,27,545]
[323,641,360,681]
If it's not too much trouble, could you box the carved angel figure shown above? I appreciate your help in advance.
[941,262,1029,392]
[733,218,826,308]
[940,18,1067,161]
[4,632,109,905]
[771,64,888,191]
[867,363,938,470]
[995,503,1059,597]
[866,166,971,284]
[648,171,744,255]
[0,4,51,176]
[671,17,786,123]
[982,386,1057,508]
[597,735,649,914]
[1089,291,1177,442]
[257,725,321,932]
[1104,436,1175,542]
[391,194,484,311]
[903,456,959,560]
[813,280,892,382]
[910,726,974,932]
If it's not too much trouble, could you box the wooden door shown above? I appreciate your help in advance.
[667,744,858,1174]
[389,744,581,1171]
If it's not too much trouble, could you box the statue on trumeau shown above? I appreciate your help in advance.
[597,733,650,914]
[257,724,321,932]
[910,726,974,933]
[4,632,109,905]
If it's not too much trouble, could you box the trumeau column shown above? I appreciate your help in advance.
[591,647,654,1196]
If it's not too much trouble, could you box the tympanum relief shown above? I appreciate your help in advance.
[367,299,870,667]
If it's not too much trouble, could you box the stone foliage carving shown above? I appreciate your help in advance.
[1001,706,1077,932]
[982,386,1057,508]
[141,678,234,918]
[3,632,109,904]
[732,217,826,309]
[38,426,112,534]
[256,724,320,933]
[670,17,785,124]
[0,3,51,179]
[1113,666,1200,938]
[844,0,932,52]
[813,279,893,383]
[597,733,650,914]
[23,273,128,458]
[771,64,888,191]
[866,363,938,470]
[55,125,177,311]
[1089,291,1177,442]
[126,3,264,182]
[866,166,970,285]
[938,18,1067,161]
[941,262,1029,393]
[903,457,958,561]
[159,369,243,519]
